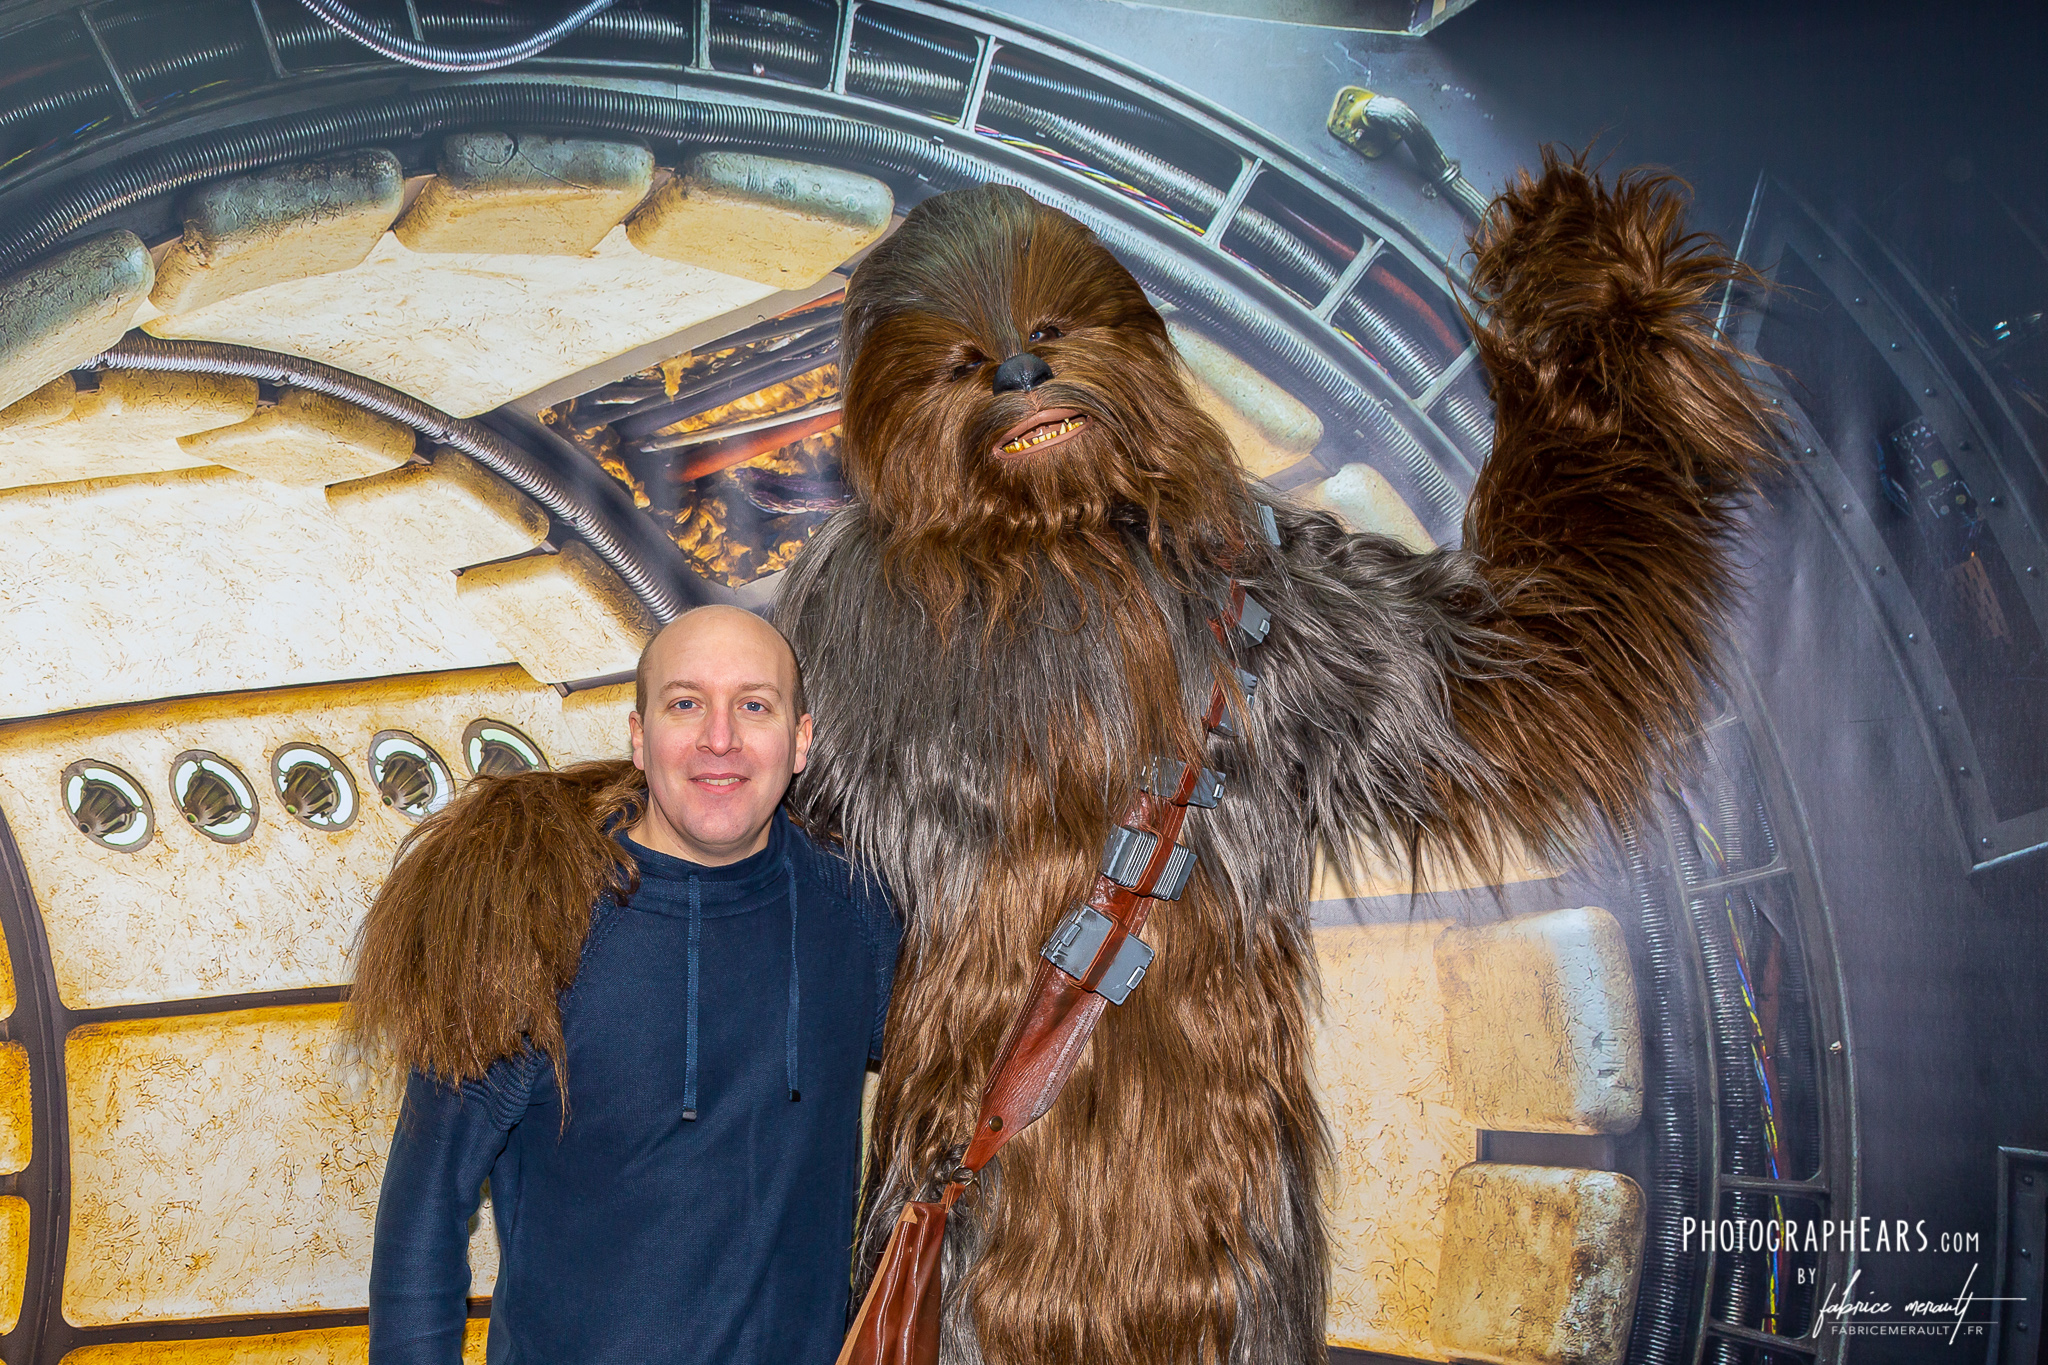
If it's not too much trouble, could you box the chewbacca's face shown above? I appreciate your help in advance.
[838,185,1243,620]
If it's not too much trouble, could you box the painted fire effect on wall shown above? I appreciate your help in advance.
[542,295,851,588]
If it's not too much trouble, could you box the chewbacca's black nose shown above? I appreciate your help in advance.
[992,352,1053,394]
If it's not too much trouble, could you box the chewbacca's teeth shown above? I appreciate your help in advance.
[1000,415,1085,454]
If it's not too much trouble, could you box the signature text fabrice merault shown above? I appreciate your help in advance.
[1814,1265,2021,1343]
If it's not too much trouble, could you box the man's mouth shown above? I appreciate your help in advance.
[994,408,1088,458]
[693,773,746,789]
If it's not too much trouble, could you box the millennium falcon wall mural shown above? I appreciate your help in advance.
[0,1,2036,1363]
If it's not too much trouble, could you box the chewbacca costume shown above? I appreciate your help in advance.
[773,150,1778,1365]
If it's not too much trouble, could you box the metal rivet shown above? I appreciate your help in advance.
[1875,565,1886,574]
[2027,566,2039,575]
[1988,495,2002,506]
[1816,251,1826,259]
[1960,766,1970,775]
[2028,1174,2037,1186]
[1959,439,1971,449]
[1853,296,1864,304]
[1841,503,1851,512]
[1936,705,1948,714]
[1890,341,1901,350]
[988,1115,1002,1131]
[1829,1040,1844,1054]
[1804,446,1815,455]
[1982,836,1993,847]
[2023,1247,2033,1259]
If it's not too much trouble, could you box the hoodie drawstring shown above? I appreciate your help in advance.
[784,854,801,1103]
[682,873,701,1121]
[679,858,800,1120]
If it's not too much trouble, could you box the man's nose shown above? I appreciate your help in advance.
[991,352,1053,394]
[699,708,739,752]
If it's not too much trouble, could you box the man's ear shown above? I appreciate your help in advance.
[628,708,647,772]
[792,712,814,775]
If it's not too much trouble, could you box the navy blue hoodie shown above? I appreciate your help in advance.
[368,810,899,1364]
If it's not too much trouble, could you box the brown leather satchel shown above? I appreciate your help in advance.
[835,573,1273,1365]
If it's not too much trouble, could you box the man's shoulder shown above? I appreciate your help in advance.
[784,815,875,896]
[783,814,897,937]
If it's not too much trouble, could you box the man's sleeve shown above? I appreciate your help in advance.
[853,871,903,1065]
[368,1052,542,1364]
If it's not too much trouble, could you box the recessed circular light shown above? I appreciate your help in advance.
[271,743,359,832]
[60,759,153,852]
[462,719,547,778]
[369,730,455,821]
[171,750,259,844]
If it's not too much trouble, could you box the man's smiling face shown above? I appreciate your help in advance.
[628,605,812,866]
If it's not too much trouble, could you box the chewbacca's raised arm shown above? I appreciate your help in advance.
[1249,150,1778,874]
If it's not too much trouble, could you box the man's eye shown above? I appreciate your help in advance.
[742,701,767,713]
[670,698,696,710]
[1029,325,1062,343]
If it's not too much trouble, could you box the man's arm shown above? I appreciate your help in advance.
[850,867,902,1065]
[369,1056,539,1363]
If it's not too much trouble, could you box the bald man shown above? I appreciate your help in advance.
[367,607,899,1365]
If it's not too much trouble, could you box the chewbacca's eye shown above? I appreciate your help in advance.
[951,357,983,379]
[1029,325,1062,343]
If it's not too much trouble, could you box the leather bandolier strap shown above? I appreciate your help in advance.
[838,523,1279,1365]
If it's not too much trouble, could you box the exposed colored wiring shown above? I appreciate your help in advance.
[1673,779,1789,1334]
[975,126,1206,235]
[0,110,113,172]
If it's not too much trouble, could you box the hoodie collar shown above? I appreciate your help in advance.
[618,808,792,915]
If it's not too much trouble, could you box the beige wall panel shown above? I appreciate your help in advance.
[1313,921,1471,1361]
[64,1004,499,1327]
[557,682,635,764]
[1311,462,1436,553]
[61,1318,489,1364]
[325,448,549,570]
[0,1043,29,1174]
[0,373,75,429]
[151,150,406,316]
[144,228,776,418]
[1310,838,1556,902]
[0,371,257,492]
[0,466,509,718]
[456,542,655,684]
[1429,1164,1645,1365]
[0,232,153,412]
[627,152,892,288]
[395,135,654,256]
[0,1195,25,1333]
[1434,907,1644,1134]
[180,389,415,486]
[0,667,588,1009]
[1166,317,1323,480]
[0,918,15,1019]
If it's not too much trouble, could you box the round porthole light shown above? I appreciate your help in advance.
[271,743,359,831]
[171,750,258,844]
[462,719,546,777]
[369,731,454,821]
[60,759,153,851]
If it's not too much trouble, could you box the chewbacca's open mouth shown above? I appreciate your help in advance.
[994,408,1088,458]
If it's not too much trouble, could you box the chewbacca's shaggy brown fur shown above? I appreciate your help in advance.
[776,152,1778,1365]
[348,759,646,1098]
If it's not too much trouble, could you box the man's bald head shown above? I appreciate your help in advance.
[634,605,805,719]
[627,604,813,866]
